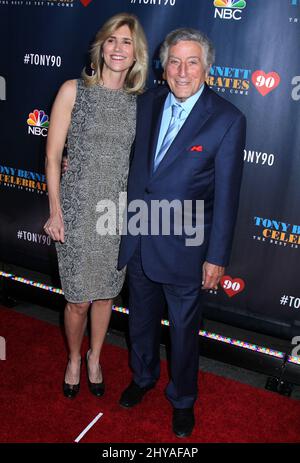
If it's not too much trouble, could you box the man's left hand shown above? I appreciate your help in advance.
[202,261,225,290]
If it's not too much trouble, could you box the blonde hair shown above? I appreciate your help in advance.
[82,12,148,95]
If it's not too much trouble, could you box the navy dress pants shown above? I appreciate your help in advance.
[127,242,203,409]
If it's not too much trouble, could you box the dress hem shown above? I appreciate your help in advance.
[64,292,122,304]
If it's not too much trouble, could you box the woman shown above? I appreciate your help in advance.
[44,13,148,399]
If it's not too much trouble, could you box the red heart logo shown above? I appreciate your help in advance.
[220,275,245,298]
[251,70,281,96]
[80,0,93,6]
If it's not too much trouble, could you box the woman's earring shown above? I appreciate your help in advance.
[88,63,95,76]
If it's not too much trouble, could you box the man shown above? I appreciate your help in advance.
[118,28,246,438]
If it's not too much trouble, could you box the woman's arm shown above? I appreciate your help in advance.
[44,79,76,242]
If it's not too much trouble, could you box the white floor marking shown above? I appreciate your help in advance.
[74,412,104,443]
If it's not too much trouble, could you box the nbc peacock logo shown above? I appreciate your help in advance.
[27,109,49,137]
[214,0,246,7]
[214,0,247,20]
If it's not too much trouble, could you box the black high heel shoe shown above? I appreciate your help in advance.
[86,350,105,397]
[63,359,81,399]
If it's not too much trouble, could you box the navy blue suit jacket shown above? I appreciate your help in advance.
[118,83,246,286]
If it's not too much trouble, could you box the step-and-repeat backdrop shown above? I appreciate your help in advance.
[1,0,300,337]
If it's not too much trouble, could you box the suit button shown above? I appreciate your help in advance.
[145,188,150,194]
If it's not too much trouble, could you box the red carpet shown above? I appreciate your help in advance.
[0,305,300,443]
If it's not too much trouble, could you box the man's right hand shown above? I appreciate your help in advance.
[61,155,68,175]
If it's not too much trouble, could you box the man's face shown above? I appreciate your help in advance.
[164,40,207,102]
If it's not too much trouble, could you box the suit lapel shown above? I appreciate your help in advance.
[150,84,213,179]
[147,90,168,176]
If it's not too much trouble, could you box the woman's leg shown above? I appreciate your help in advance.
[87,299,113,382]
[64,301,90,384]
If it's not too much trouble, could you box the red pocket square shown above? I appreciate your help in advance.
[189,145,203,152]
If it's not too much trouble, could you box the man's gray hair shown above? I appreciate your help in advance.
[159,28,215,72]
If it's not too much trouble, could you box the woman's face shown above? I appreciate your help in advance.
[102,24,135,75]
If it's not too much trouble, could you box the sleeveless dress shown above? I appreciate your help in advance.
[56,79,136,302]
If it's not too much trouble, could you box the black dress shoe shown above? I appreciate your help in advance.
[63,360,81,399]
[119,380,154,408]
[172,407,195,438]
[86,351,105,397]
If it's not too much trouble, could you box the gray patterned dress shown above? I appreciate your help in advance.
[56,79,136,302]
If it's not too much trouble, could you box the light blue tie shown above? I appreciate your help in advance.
[153,103,185,172]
